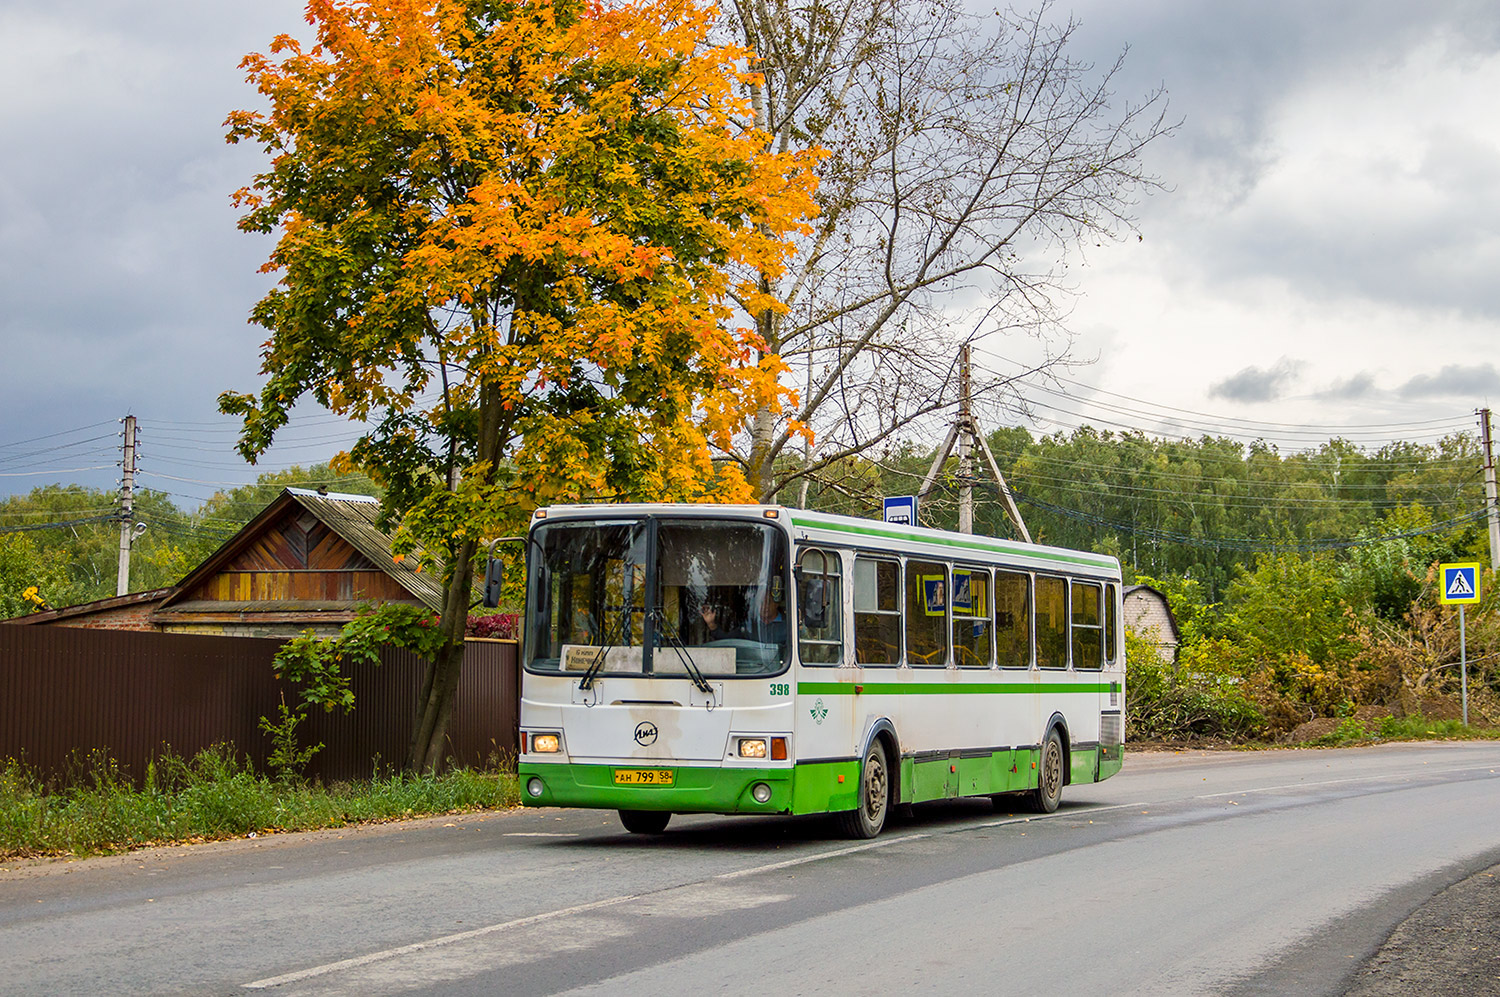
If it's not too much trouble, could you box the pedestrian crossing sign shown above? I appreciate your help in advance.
[1439,562,1481,605]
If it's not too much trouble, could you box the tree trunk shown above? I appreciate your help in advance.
[407,535,478,772]
[405,382,507,773]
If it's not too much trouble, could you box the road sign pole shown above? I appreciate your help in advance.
[1440,562,1480,727]
[1460,604,1469,727]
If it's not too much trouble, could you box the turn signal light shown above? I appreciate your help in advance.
[771,737,787,760]
[533,733,561,753]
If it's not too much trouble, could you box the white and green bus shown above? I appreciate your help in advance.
[509,503,1124,838]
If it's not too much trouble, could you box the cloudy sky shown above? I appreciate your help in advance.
[3,0,1499,506]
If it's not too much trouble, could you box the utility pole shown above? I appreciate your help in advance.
[1480,408,1500,573]
[117,415,138,596]
[957,344,973,534]
[918,345,1031,541]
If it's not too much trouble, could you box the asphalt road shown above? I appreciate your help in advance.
[4,742,1500,996]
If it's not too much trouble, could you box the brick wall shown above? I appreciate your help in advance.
[54,601,161,632]
[1124,589,1178,660]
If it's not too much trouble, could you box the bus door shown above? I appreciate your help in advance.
[1100,582,1124,773]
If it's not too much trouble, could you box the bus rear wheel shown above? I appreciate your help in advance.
[1027,729,1064,814]
[619,810,671,834]
[838,740,890,839]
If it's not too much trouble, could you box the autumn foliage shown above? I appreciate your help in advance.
[222,0,819,769]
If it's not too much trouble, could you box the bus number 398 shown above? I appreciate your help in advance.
[769,683,790,696]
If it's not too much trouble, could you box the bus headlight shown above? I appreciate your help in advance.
[532,733,561,753]
[738,738,768,758]
[751,782,772,804]
[527,778,545,798]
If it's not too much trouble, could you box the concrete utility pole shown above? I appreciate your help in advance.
[1480,408,1500,573]
[918,344,1031,541]
[116,415,138,596]
[957,345,974,534]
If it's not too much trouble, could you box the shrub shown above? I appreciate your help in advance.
[1126,630,1262,741]
[466,613,520,640]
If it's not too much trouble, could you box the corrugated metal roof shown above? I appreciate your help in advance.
[283,490,446,611]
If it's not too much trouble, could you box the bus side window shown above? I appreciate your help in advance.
[995,571,1030,668]
[798,548,843,665]
[853,557,901,666]
[952,567,992,667]
[1072,581,1103,671]
[1035,576,1068,670]
[1105,582,1120,666]
[905,559,949,667]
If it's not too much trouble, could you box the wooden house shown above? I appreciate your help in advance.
[6,489,442,638]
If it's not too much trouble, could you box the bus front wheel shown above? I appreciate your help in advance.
[1027,729,1064,814]
[838,740,890,839]
[619,810,671,834]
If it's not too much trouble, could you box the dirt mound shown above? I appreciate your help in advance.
[1283,695,1472,743]
[1285,704,1393,743]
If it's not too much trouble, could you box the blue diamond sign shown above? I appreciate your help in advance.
[1440,562,1481,605]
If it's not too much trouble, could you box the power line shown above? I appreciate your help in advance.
[1010,389,1472,447]
[989,357,1478,434]
[0,421,118,451]
[0,513,119,536]
[1009,490,1488,553]
[0,465,117,478]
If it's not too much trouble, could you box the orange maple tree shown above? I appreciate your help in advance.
[222,0,819,770]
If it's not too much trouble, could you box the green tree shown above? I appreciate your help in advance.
[222,0,818,771]
[0,533,74,618]
[0,485,203,605]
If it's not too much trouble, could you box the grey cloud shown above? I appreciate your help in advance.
[1316,372,1381,401]
[1063,0,1500,319]
[1398,364,1500,399]
[1209,358,1305,403]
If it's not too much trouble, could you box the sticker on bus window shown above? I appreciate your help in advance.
[953,571,972,612]
[922,575,946,616]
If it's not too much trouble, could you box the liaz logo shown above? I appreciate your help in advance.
[810,698,828,725]
[634,721,659,746]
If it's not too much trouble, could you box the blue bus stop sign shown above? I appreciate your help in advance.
[883,496,917,526]
[1440,562,1481,605]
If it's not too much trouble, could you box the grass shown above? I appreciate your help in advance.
[0,745,520,860]
[1310,714,1499,747]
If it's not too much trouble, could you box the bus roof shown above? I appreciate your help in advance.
[533,503,1121,578]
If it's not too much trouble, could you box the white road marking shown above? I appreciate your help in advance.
[242,893,643,990]
[1191,764,1498,801]
[242,758,1500,990]
[714,832,930,880]
[243,830,929,989]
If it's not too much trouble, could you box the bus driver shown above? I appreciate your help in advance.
[700,589,787,645]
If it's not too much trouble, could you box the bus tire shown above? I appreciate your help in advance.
[838,740,890,839]
[619,810,671,834]
[1026,728,1064,814]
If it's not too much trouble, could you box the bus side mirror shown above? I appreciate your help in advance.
[482,558,505,608]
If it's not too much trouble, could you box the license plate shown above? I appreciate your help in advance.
[613,769,674,786]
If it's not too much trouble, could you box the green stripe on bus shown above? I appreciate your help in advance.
[798,681,1114,696]
[787,513,1116,569]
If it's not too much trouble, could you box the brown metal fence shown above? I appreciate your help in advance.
[0,627,518,784]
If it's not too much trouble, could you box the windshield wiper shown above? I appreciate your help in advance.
[578,610,630,692]
[652,609,714,695]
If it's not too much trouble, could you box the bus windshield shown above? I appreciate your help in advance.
[527,517,789,676]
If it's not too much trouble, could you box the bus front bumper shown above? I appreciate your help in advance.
[518,762,794,814]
